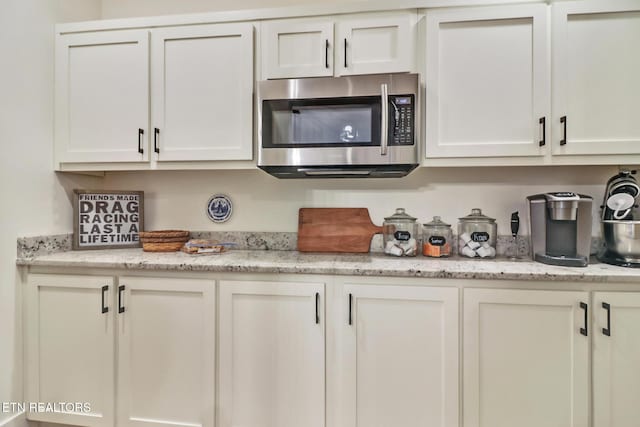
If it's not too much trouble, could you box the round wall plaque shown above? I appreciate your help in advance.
[206,194,233,223]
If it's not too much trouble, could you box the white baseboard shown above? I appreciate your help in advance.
[0,411,26,427]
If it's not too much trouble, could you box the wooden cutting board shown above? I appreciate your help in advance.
[297,208,383,253]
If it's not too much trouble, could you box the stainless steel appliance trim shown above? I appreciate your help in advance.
[380,83,388,156]
[601,220,640,263]
[298,169,372,176]
[576,198,593,260]
[257,73,419,173]
[259,145,417,167]
[258,164,418,179]
[258,73,419,100]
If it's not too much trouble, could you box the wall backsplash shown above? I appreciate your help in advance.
[103,165,618,236]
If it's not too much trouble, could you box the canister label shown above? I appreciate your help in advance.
[394,231,411,241]
[428,236,446,246]
[471,232,490,242]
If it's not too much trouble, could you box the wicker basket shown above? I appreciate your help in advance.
[139,230,190,239]
[139,236,191,243]
[142,241,187,252]
[140,230,190,252]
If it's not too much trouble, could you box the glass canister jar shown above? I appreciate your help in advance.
[383,208,420,257]
[458,208,497,258]
[422,216,453,257]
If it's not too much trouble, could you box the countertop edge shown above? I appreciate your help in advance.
[16,250,640,283]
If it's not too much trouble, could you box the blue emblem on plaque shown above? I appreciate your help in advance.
[207,194,232,223]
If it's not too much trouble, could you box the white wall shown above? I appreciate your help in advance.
[104,166,616,236]
[0,1,101,426]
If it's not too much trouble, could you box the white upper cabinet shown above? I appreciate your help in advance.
[262,12,415,79]
[52,3,640,170]
[552,0,640,156]
[593,292,640,427]
[425,4,550,158]
[151,23,253,161]
[335,13,414,76]
[262,19,334,79]
[55,30,150,164]
[55,24,254,169]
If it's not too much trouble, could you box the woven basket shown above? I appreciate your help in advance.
[139,230,190,239]
[142,241,186,252]
[140,236,191,243]
[140,230,190,252]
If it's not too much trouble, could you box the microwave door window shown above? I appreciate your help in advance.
[271,110,294,145]
[292,105,371,145]
[264,98,380,148]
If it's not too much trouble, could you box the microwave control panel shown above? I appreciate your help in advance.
[390,95,414,145]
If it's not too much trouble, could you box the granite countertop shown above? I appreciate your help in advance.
[16,248,640,283]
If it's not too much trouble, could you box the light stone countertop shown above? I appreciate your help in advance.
[16,248,640,283]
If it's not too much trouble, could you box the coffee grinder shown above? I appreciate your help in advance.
[527,192,593,267]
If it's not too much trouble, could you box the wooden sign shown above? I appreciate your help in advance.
[73,190,144,250]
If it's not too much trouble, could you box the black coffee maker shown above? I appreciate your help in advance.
[527,192,593,267]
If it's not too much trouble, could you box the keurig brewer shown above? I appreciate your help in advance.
[527,192,593,267]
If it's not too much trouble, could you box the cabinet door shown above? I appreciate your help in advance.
[117,277,215,427]
[463,289,589,427]
[151,24,253,161]
[552,1,640,155]
[335,13,414,76]
[55,30,149,164]
[593,292,640,427]
[262,19,334,79]
[342,284,459,427]
[218,280,325,427]
[25,274,115,427]
[425,5,549,158]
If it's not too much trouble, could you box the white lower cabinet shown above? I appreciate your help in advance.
[593,292,640,427]
[25,274,215,427]
[463,288,589,427]
[28,272,640,427]
[341,283,459,427]
[26,274,116,427]
[218,280,325,427]
[117,277,216,427]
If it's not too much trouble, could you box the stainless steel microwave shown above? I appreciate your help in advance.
[257,73,419,178]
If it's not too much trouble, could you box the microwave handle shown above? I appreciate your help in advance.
[380,83,388,156]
